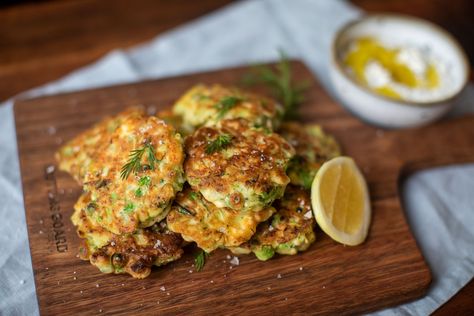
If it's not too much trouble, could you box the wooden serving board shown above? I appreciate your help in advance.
[14,61,474,315]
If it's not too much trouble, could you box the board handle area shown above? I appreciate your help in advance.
[396,115,474,178]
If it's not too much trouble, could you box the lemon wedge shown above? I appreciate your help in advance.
[311,156,371,246]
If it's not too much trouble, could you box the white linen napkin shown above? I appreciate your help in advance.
[1,0,473,315]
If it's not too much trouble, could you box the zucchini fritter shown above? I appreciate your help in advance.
[82,114,185,234]
[280,122,340,190]
[55,108,145,184]
[167,188,275,253]
[72,193,184,279]
[156,109,193,137]
[185,118,295,212]
[172,84,284,132]
[230,186,316,261]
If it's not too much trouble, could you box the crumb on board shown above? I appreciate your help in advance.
[230,256,240,266]
[47,126,57,135]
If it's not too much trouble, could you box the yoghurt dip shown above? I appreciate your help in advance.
[343,37,455,103]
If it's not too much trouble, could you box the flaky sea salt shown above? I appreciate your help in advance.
[45,165,55,174]
[230,257,240,266]
[47,126,57,135]
[154,240,162,249]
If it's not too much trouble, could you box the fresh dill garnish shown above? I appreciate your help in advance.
[120,141,159,180]
[242,51,309,120]
[194,249,208,272]
[205,134,233,154]
[214,96,242,119]
[177,206,195,216]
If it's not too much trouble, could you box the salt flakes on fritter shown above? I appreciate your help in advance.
[55,107,145,184]
[82,114,185,235]
[184,118,295,213]
[230,186,316,261]
[72,193,184,279]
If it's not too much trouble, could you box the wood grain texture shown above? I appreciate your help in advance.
[14,61,467,315]
[0,0,232,101]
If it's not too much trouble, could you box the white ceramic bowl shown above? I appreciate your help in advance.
[330,14,469,129]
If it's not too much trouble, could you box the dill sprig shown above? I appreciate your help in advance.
[194,249,209,272]
[242,51,309,120]
[205,134,233,154]
[214,96,242,119]
[120,141,158,180]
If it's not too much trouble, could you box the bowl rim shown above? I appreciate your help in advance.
[331,13,470,108]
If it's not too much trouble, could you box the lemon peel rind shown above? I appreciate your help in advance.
[311,156,371,246]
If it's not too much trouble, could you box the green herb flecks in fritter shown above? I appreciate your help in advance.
[55,107,145,184]
[280,122,341,190]
[184,118,295,212]
[82,114,185,234]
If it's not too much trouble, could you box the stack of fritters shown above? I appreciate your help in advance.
[166,85,295,252]
[57,84,341,278]
[57,108,186,278]
[166,84,340,260]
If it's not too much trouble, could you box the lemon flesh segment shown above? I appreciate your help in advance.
[311,156,371,246]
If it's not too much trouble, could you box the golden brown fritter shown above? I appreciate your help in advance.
[184,118,295,212]
[172,84,284,132]
[55,107,145,184]
[155,109,193,137]
[230,186,316,261]
[167,187,275,253]
[72,193,183,279]
[82,114,185,234]
[280,122,341,190]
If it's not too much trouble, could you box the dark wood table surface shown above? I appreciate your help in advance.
[1,0,473,314]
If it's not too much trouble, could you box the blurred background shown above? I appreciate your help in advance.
[0,0,473,314]
[0,0,472,102]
